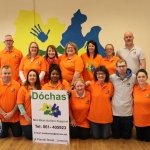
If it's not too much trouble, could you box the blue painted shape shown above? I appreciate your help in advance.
[60,9,105,57]
[30,24,50,42]
[60,9,87,49]
[85,26,106,57]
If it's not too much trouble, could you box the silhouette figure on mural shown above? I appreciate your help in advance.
[60,9,105,57]
[30,24,50,42]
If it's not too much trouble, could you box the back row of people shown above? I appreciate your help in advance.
[0,31,146,88]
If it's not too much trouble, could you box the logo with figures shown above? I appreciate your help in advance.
[39,103,61,117]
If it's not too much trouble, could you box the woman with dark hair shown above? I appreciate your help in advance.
[81,40,102,82]
[17,69,41,140]
[133,69,150,142]
[101,44,120,75]
[42,64,71,93]
[44,45,59,83]
[19,42,46,85]
[86,66,114,139]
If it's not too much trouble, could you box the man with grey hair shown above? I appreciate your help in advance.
[116,31,146,74]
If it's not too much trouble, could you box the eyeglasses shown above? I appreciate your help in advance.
[5,40,13,42]
[96,72,105,76]
[117,65,126,68]
[106,48,113,51]
[30,47,37,48]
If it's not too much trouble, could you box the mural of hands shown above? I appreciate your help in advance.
[30,24,50,42]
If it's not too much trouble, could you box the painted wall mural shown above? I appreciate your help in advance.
[0,9,105,57]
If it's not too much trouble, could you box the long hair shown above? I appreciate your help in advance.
[24,69,41,90]
[87,40,98,58]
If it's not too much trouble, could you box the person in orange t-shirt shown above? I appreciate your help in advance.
[0,35,23,83]
[0,65,22,138]
[86,66,114,139]
[69,78,91,140]
[133,69,150,142]
[42,64,71,95]
[81,40,102,82]
[19,42,46,85]
[43,45,59,83]
[17,69,41,140]
[101,44,120,75]
[58,42,84,89]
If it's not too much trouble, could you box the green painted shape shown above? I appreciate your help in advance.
[57,45,64,54]
[39,49,46,56]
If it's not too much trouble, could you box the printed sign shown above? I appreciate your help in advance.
[31,90,69,144]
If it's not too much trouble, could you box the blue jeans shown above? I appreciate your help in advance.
[89,121,111,139]
[112,116,133,139]
[22,125,32,140]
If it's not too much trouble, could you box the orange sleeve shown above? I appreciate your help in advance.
[19,57,26,70]
[74,56,84,72]
[109,82,114,98]
[62,80,71,91]
[40,57,46,72]
[17,86,26,104]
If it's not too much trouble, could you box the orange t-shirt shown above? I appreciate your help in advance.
[87,81,114,124]
[133,84,150,127]
[101,56,120,75]
[58,54,84,84]
[0,47,23,82]
[17,86,33,125]
[69,90,91,128]
[42,79,71,91]
[0,79,20,122]
[44,58,59,83]
[19,55,46,85]
[81,53,102,82]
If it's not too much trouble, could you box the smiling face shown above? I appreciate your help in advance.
[137,72,148,85]
[66,44,76,56]
[96,71,106,83]
[4,35,14,49]
[28,71,37,85]
[124,32,134,46]
[105,44,114,57]
[1,67,12,83]
[47,47,56,58]
[88,43,95,54]
[75,81,85,93]
[29,42,38,56]
[50,70,60,82]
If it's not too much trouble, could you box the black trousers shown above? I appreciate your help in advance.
[22,125,32,140]
[70,126,90,140]
[112,116,133,139]
[0,121,22,138]
[135,126,150,142]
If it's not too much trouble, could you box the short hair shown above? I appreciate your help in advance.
[24,69,41,90]
[48,64,63,82]
[64,42,78,55]
[136,69,148,78]
[27,42,39,57]
[2,65,12,70]
[116,59,127,66]
[87,40,98,58]
[105,44,115,56]
[93,66,109,82]
[45,45,58,59]
[74,78,85,86]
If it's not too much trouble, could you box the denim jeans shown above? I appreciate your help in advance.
[112,116,133,139]
[89,121,111,139]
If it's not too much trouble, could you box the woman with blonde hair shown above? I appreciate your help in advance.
[69,78,91,139]
[58,42,84,89]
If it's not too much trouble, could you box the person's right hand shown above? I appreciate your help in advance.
[24,114,32,125]
[70,119,76,127]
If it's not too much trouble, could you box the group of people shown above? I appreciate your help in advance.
[0,31,149,142]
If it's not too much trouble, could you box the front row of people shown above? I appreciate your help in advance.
[0,60,150,142]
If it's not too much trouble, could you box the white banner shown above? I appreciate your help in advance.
[31,90,70,144]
